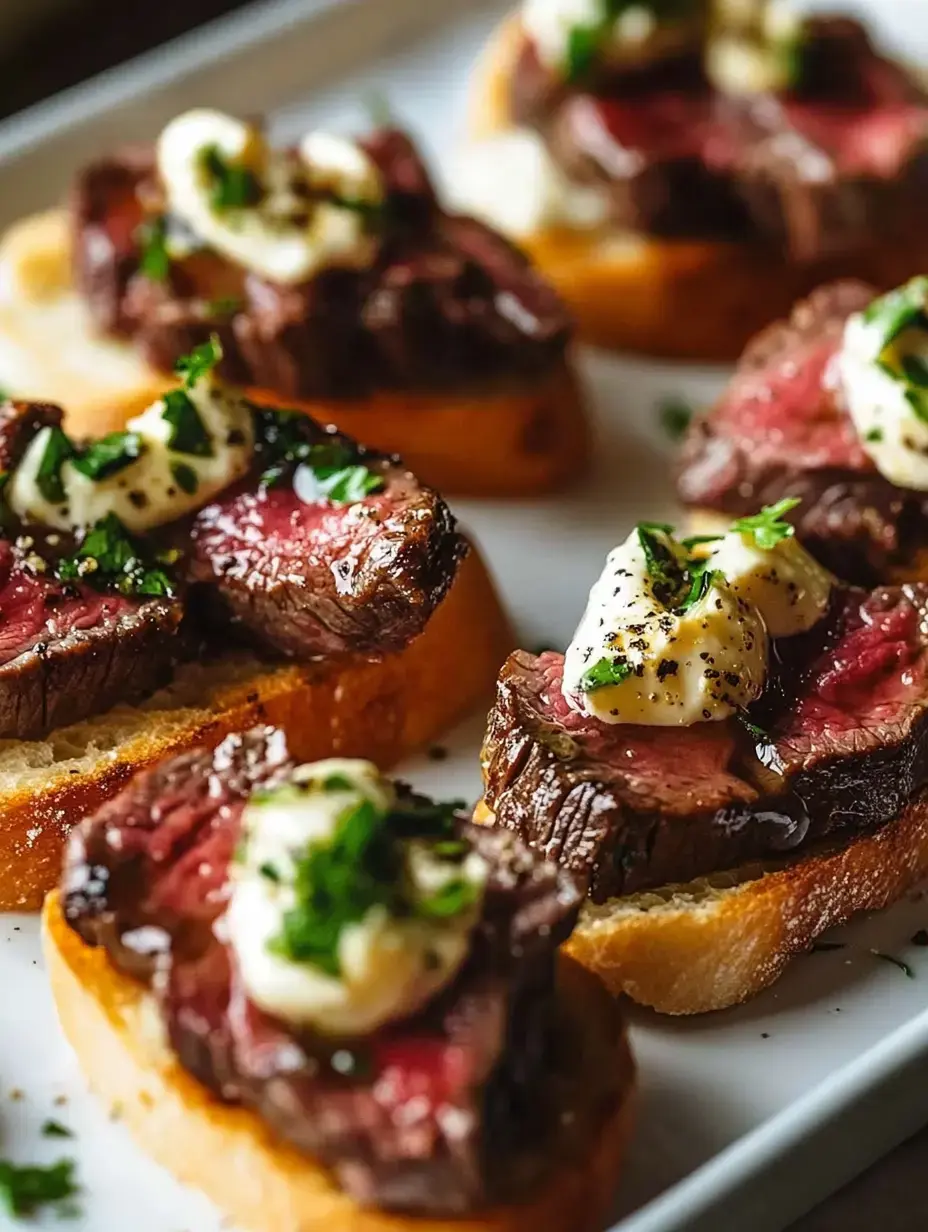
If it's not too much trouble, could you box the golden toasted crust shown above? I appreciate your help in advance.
[43,893,635,1232]
[0,209,588,496]
[467,18,928,361]
[474,795,928,1014]
[0,548,512,912]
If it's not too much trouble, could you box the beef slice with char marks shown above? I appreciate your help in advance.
[678,279,928,585]
[483,584,928,897]
[61,728,601,1215]
[187,449,464,660]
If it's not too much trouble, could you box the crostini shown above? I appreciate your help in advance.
[457,1,928,360]
[478,505,928,1013]
[0,117,588,496]
[679,276,928,586]
[0,340,510,911]
[44,732,634,1232]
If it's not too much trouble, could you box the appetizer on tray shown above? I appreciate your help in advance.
[478,505,928,1013]
[457,0,928,359]
[0,111,588,496]
[43,732,634,1232]
[679,276,928,586]
[0,340,510,911]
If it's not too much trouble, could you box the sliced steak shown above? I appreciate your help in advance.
[678,279,928,584]
[187,426,464,660]
[71,128,572,399]
[60,728,618,1216]
[0,535,185,740]
[482,583,928,898]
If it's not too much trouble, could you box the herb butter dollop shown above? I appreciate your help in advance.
[837,277,928,492]
[227,759,487,1036]
[562,501,833,725]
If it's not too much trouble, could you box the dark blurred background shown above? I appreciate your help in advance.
[0,0,254,119]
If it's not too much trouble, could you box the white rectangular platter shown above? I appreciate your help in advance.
[2,1,928,1230]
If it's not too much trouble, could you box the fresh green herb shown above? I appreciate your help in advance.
[328,193,385,227]
[72,431,145,481]
[740,716,768,742]
[902,354,928,388]
[730,498,800,550]
[313,463,384,504]
[680,533,722,549]
[565,22,603,82]
[40,1120,73,1139]
[417,878,479,919]
[254,409,385,503]
[36,426,74,505]
[658,396,694,442]
[206,296,242,317]
[323,773,355,791]
[170,461,199,495]
[0,388,11,403]
[199,145,262,212]
[637,522,685,608]
[259,863,281,883]
[864,427,884,443]
[0,1158,78,1217]
[678,564,722,613]
[579,656,633,693]
[161,391,213,458]
[862,276,928,347]
[56,513,176,598]
[871,949,915,978]
[136,215,171,282]
[174,336,223,389]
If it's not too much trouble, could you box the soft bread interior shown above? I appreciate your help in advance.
[42,892,635,1232]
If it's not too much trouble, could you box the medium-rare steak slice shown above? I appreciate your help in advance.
[678,280,928,584]
[187,417,464,660]
[0,534,184,740]
[61,728,619,1216]
[482,582,928,898]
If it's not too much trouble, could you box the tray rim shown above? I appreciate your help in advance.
[0,2,926,1230]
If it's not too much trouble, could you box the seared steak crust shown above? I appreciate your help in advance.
[483,583,928,897]
[677,280,928,584]
[61,728,613,1216]
[72,129,571,399]
[512,18,928,260]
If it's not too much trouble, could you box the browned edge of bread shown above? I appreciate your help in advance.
[467,16,928,361]
[0,546,513,912]
[42,891,635,1232]
[474,794,928,1014]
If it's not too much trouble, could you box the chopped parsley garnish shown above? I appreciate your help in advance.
[72,431,145,481]
[680,533,722,549]
[658,396,694,442]
[57,513,176,598]
[259,862,281,883]
[637,522,684,608]
[902,354,928,388]
[0,1157,78,1217]
[174,336,223,389]
[40,1120,73,1139]
[862,276,928,348]
[864,427,884,443]
[327,193,385,228]
[578,656,632,693]
[269,791,474,976]
[678,563,722,613]
[136,215,171,282]
[199,145,263,212]
[739,716,768,742]
[170,460,199,495]
[565,22,603,83]
[730,498,800,550]
[323,772,355,791]
[161,391,213,458]
[36,426,75,504]
[253,408,385,504]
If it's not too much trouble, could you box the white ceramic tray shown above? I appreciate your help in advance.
[2,1,928,1230]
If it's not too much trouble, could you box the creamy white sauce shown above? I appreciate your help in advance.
[227,759,487,1036]
[562,526,768,725]
[838,290,928,491]
[449,128,609,239]
[562,521,834,726]
[8,376,254,533]
[157,110,382,285]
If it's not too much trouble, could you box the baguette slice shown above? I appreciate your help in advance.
[0,547,511,912]
[475,795,928,1015]
[466,16,928,361]
[43,893,635,1232]
[0,209,588,496]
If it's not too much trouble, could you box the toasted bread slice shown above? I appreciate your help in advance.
[467,16,928,361]
[475,796,928,1014]
[0,547,511,912]
[43,893,635,1232]
[0,209,588,496]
